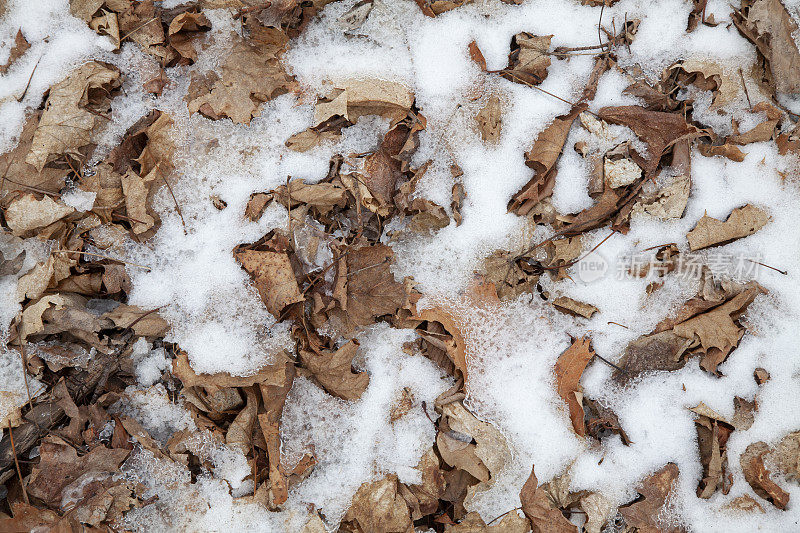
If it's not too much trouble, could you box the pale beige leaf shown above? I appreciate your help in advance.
[4,194,74,235]
[476,95,502,143]
[687,205,770,250]
[235,249,303,318]
[299,341,369,401]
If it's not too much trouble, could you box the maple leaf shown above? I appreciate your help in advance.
[619,463,683,532]
[519,464,578,533]
[187,32,295,124]
[554,337,595,436]
[345,475,413,533]
[299,340,369,401]
[235,249,304,319]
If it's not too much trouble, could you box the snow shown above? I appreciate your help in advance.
[2,0,800,530]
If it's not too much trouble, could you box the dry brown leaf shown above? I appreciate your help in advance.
[313,78,413,126]
[102,304,169,337]
[697,143,746,162]
[90,9,121,49]
[121,170,157,235]
[741,442,790,509]
[633,174,690,219]
[724,494,765,513]
[167,11,211,63]
[0,29,30,74]
[501,33,552,86]
[345,475,412,533]
[412,306,468,380]
[729,102,781,144]
[519,465,578,533]
[4,194,74,236]
[337,243,407,329]
[452,181,466,226]
[468,40,487,71]
[554,337,595,436]
[408,198,450,232]
[235,249,303,318]
[597,106,701,176]
[552,296,598,319]
[437,402,508,489]
[445,511,530,532]
[687,204,770,250]
[226,387,258,454]
[285,128,341,152]
[619,463,683,533]
[187,32,295,124]
[429,0,473,15]
[299,340,369,401]
[769,431,800,481]
[732,0,800,95]
[272,179,347,215]
[172,350,291,389]
[476,95,502,143]
[509,104,587,215]
[615,330,693,383]
[27,435,129,507]
[27,61,121,171]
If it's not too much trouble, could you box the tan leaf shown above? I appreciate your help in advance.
[769,431,800,481]
[501,33,552,86]
[172,349,291,389]
[299,340,369,401]
[554,337,595,436]
[597,106,701,176]
[632,174,690,219]
[0,29,30,74]
[4,194,74,236]
[468,40,487,71]
[509,104,587,215]
[446,511,530,532]
[729,102,780,145]
[552,296,598,319]
[697,143,746,162]
[187,32,295,124]
[235,249,303,318]
[90,10,121,49]
[408,198,450,232]
[27,61,121,171]
[741,443,790,509]
[619,463,683,532]
[732,0,800,94]
[226,387,258,454]
[429,0,473,15]
[120,170,157,235]
[313,78,413,126]
[687,204,770,251]
[724,494,765,513]
[102,304,169,337]
[412,306,468,380]
[615,330,693,383]
[272,179,347,215]
[476,95,502,143]
[345,475,412,533]
[519,465,578,533]
[285,128,341,152]
[580,493,614,533]
[167,11,211,63]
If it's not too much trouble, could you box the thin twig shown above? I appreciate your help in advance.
[748,259,787,275]
[155,164,187,234]
[487,506,522,526]
[593,353,626,373]
[8,421,29,504]
[51,249,151,271]
[598,5,605,48]
[738,68,752,109]
[16,56,40,102]
[607,321,629,329]
[120,17,158,43]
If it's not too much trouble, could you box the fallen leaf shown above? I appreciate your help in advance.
[619,463,683,532]
[732,0,800,95]
[468,40,487,71]
[4,194,74,236]
[554,337,595,436]
[172,349,291,389]
[741,442,790,509]
[167,11,211,63]
[519,465,578,533]
[313,78,414,126]
[553,297,597,320]
[27,61,121,171]
[299,340,369,400]
[615,330,693,383]
[235,249,304,318]
[0,29,30,74]
[226,387,258,454]
[501,33,552,86]
[476,95,502,143]
[729,102,781,144]
[187,32,295,124]
[27,435,129,507]
[697,143,746,162]
[687,204,770,250]
[632,174,690,219]
[345,475,412,533]
[509,104,587,215]
[597,106,701,176]
[446,511,530,532]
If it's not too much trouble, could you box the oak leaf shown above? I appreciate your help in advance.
[686,204,770,250]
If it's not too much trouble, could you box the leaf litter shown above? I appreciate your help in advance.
[0,0,800,531]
